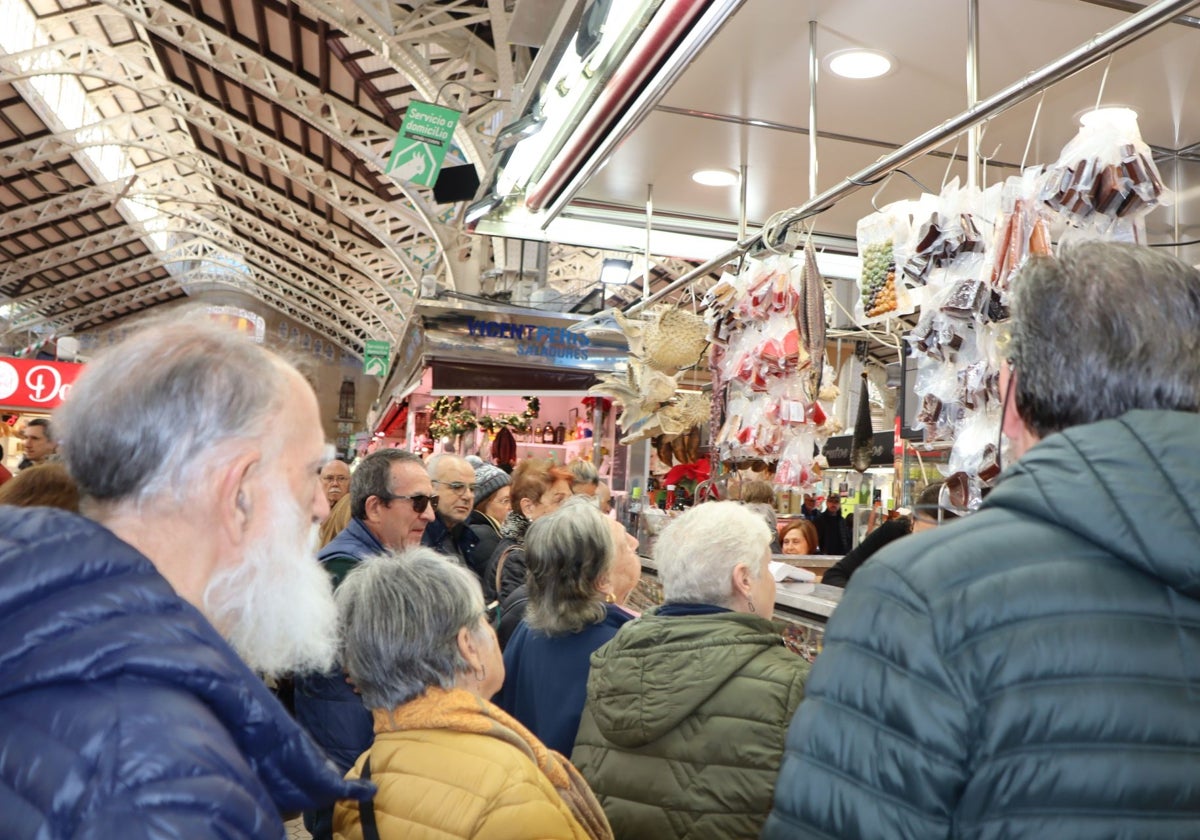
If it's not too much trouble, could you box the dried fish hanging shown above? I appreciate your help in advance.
[704,238,837,490]
[850,372,874,473]
[588,304,711,459]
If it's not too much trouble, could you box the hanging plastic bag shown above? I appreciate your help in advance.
[1041,107,1170,232]
[855,203,916,324]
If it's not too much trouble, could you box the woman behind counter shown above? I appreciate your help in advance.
[572,501,809,840]
[494,497,639,755]
[332,547,611,840]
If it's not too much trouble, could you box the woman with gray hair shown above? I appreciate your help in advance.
[494,497,637,755]
[332,547,611,840]
[572,501,809,839]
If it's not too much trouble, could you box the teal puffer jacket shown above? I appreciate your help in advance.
[572,608,807,839]
[765,410,1200,839]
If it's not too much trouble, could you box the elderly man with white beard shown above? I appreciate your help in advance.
[0,316,371,840]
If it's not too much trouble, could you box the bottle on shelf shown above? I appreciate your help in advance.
[554,421,567,445]
[541,422,556,444]
[665,484,677,510]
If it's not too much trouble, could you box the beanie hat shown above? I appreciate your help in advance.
[474,463,511,506]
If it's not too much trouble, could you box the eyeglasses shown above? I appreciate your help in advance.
[374,492,439,514]
[432,480,478,495]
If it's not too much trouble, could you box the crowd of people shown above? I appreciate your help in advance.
[3,241,1200,839]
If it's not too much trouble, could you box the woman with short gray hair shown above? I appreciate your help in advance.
[573,501,808,839]
[494,497,636,756]
[332,547,611,840]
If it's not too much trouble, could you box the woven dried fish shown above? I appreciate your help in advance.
[643,305,709,371]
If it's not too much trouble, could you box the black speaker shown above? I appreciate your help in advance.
[433,164,481,204]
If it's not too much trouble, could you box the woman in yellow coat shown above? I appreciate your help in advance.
[332,547,611,840]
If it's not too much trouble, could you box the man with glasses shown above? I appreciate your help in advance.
[766,242,1200,838]
[421,454,481,568]
[296,448,436,840]
[318,458,351,509]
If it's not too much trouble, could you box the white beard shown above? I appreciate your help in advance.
[202,492,339,678]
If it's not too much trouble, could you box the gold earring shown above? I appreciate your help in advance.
[747,597,757,614]
[604,592,616,604]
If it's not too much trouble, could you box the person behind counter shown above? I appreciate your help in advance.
[332,547,612,840]
[813,493,852,555]
[572,501,808,839]
[495,497,637,755]
[780,519,819,556]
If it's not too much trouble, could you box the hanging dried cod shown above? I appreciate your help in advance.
[798,241,827,401]
[850,371,874,473]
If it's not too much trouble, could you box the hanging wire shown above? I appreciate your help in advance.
[1020,90,1046,172]
[1093,52,1114,112]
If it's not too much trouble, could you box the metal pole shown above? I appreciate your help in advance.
[643,184,653,301]
[966,0,980,191]
[808,19,819,200]
[738,164,748,241]
[624,0,1200,316]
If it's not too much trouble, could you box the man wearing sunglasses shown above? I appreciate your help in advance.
[767,242,1200,839]
[296,447,436,840]
[421,454,481,570]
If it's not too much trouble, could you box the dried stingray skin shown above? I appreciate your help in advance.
[850,372,874,473]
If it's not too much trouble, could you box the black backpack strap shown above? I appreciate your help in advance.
[359,755,380,840]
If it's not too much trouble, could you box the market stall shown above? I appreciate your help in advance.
[0,356,82,472]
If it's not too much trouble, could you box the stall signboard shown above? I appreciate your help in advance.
[464,316,592,361]
[0,357,83,410]
[363,340,391,377]
[386,101,462,187]
[823,430,897,469]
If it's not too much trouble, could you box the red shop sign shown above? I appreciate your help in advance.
[0,357,83,410]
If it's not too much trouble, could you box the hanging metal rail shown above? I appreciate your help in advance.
[625,0,1200,316]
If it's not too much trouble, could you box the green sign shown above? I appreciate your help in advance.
[386,101,462,187]
[363,339,391,377]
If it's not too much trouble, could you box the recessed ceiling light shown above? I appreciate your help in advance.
[692,168,739,187]
[827,49,894,80]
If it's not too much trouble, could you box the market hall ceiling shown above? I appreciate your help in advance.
[0,0,528,353]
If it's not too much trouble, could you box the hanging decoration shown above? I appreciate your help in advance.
[589,305,711,446]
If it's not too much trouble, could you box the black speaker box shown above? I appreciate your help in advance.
[433,164,481,204]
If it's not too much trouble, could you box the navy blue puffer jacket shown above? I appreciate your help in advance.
[0,507,372,840]
[765,411,1200,839]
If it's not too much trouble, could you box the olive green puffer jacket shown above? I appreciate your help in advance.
[572,607,808,839]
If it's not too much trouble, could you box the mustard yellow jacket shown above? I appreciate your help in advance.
[334,687,610,840]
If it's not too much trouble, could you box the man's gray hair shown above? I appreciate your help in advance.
[350,449,423,519]
[426,453,471,480]
[1011,242,1200,438]
[655,501,772,607]
[568,459,599,487]
[55,315,289,506]
[336,547,484,709]
[524,495,612,635]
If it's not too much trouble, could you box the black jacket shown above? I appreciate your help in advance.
[813,509,852,555]
[820,517,912,587]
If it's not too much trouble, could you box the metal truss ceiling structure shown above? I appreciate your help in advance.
[0,0,525,353]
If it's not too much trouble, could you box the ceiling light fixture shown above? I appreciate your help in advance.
[691,168,739,187]
[827,49,894,80]
[493,112,547,152]
[599,257,635,285]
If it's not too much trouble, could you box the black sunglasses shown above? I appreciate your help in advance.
[375,492,439,514]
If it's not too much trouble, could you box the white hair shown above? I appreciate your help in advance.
[654,501,772,607]
[56,311,290,509]
[203,484,338,678]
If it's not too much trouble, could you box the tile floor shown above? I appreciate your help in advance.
[285,817,312,839]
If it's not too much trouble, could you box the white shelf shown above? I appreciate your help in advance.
[516,438,596,450]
